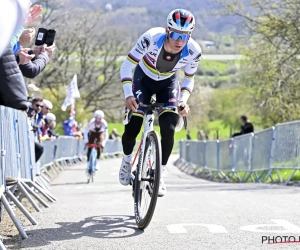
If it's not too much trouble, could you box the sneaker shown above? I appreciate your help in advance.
[119,158,132,185]
[158,177,167,197]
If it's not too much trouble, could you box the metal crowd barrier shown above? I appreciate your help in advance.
[175,121,300,184]
[0,106,89,248]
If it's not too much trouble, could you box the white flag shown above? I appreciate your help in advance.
[61,74,80,111]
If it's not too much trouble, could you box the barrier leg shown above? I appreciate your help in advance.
[5,189,38,225]
[20,181,49,208]
[17,182,41,212]
[48,164,59,176]
[33,180,57,202]
[1,194,28,239]
[0,238,6,250]
[55,161,65,171]
[35,178,50,192]
[27,181,56,202]
[42,167,54,179]
[39,175,51,189]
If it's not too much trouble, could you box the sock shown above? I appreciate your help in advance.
[161,165,166,176]
[123,154,132,163]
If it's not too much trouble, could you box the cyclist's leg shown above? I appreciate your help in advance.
[95,132,103,170]
[120,65,152,185]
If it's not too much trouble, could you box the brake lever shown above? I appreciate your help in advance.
[123,98,140,125]
[179,104,188,130]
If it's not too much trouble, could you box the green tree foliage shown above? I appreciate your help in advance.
[217,0,300,127]
[208,86,253,130]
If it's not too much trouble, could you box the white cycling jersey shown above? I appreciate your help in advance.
[84,118,109,146]
[120,27,202,103]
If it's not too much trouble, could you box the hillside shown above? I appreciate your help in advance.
[65,0,246,36]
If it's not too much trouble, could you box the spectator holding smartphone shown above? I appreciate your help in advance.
[16,43,56,78]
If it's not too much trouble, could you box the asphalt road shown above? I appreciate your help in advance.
[17,155,300,250]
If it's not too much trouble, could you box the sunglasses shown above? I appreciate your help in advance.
[168,29,190,42]
[35,104,43,108]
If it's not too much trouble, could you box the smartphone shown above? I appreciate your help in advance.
[35,28,56,46]
[35,28,48,46]
[44,29,56,46]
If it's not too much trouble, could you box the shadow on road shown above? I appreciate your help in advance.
[20,215,143,248]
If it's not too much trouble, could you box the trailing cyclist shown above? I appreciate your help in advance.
[84,110,108,172]
[119,9,202,196]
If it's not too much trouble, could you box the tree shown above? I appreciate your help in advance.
[29,0,132,122]
[216,0,300,127]
[208,86,253,130]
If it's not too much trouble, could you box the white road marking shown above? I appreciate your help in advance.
[240,219,300,233]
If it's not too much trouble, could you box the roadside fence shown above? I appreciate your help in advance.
[175,121,300,184]
[0,106,129,249]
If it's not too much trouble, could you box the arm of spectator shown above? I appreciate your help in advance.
[19,50,49,79]
[19,28,36,47]
[24,5,43,26]
[0,46,30,110]
[18,48,35,64]
[10,27,25,48]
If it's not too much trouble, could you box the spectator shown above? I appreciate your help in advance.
[27,83,40,101]
[41,113,59,140]
[28,98,43,130]
[27,98,44,162]
[16,44,55,78]
[232,115,254,137]
[109,128,121,140]
[197,130,205,141]
[187,130,191,140]
[0,47,30,110]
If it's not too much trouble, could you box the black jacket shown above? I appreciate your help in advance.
[0,47,30,110]
[232,122,254,138]
[19,52,49,79]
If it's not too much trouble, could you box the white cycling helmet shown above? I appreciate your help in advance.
[46,113,56,121]
[167,9,195,33]
[94,110,104,119]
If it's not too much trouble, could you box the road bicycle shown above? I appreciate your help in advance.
[123,98,187,229]
[86,140,101,184]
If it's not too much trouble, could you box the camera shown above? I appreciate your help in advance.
[35,28,56,46]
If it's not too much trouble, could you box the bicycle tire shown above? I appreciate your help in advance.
[134,131,161,229]
[87,149,95,184]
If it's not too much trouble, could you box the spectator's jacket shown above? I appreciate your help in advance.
[0,47,30,110]
[232,122,254,137]
[18,52,49,79]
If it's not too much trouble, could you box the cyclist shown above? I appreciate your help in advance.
[84,110,108,172]
[119,9,202,196]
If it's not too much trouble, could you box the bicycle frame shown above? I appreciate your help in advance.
[131,113,156,181]
[88,143,100,173]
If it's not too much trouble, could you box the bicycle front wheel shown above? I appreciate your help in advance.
[134,131,161,229]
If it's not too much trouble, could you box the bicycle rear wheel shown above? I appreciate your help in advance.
[87,149,96,184]
[134,131,161,229]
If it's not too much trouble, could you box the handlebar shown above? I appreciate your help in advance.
[123,98,187,130]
